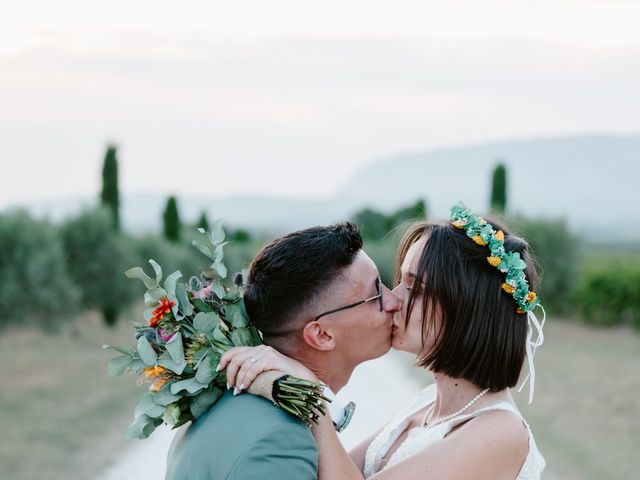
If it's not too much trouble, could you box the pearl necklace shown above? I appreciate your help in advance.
[422,387,490,428]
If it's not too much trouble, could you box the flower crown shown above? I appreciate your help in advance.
[449,202,540,313]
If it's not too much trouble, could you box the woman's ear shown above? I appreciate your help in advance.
[302,321,336,351]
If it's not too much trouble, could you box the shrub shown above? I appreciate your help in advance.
[0,210,80,330]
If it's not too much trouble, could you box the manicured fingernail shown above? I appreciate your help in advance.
[239,384,245,391]
[233,387,240,396]
[216,364,221,372]
[227,382,231,390]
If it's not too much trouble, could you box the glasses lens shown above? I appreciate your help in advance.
[376,277,383,311]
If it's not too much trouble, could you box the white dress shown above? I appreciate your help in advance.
[363,384,545,479]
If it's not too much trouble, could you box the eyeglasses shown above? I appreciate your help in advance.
[314,277,383,322]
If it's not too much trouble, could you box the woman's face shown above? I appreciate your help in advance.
[391,235,441,356]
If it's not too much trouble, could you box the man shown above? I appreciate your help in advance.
[166,222,400,479]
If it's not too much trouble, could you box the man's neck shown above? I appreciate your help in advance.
[292,350,354,393]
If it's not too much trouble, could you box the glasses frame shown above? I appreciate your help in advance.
[314,276,383,322]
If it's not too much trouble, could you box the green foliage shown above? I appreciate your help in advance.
[163,196,181,243]
[512,216,580,314]
[0,210,80,331]
[60,207,137,327]
[353,199,427,241]
[576,262,640,328]
[490,163,507,214]
[100,144,120,231]
[196,211,209,232]
[130,234,203,282]
[353,208,388,241]
[227,228,252,243]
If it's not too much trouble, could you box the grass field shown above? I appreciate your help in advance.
[1,310,639,480]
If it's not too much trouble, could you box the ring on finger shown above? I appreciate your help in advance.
[247,356,258,365]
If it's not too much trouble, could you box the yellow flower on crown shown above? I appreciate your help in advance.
[501,282,516,294]
[495,230,505,242]
[526,292,537,303]
[452,219,466,229]
[487,256,501,267]
[473,235,488,246]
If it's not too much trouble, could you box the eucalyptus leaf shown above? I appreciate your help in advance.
[128,358,147,374]
[192,241,215,260]
[214,244,224,263]
[144,287,168,307]
[143,309,154,323]
[213,262,227,279]
[134,392,166,419]
[157,355,187,375]
[149,259,163,284]
[197,227,206,234]
[212,327,232,346]
[192,298,214,313]
[165,332,185,363]
[126,414,153,439]
[107,354,131,376]
[211,220,225,244]
[137,336,158,366]
[230,327,254,346]
[193,312,220,334]
[124,267,158,290]
[195,353,215,384]
[212,282,226,300]
[164,271,183,298]
[171,377,208,395]
[175,283,193,317]
[190,387,223,419]
[102,344,133,356]
[152,386,181,406]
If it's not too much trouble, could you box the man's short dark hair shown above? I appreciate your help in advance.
[244,222,363,336]
[394,218,540,391]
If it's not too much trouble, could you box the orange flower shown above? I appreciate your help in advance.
[451,220,466,229]
[487,256,501,267]
[150,378,168,392]
[526,291,537,303]
[516,307,526,314]
[501,282,516,294]
[150,297,176,327]
[143,365,166,379]
[473,235,487,246]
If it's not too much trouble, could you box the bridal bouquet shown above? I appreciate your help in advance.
[103,223,327,439]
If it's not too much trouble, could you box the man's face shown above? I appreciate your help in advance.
[316,250,400,364]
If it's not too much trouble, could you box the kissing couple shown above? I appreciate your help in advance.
[166,204,546,480]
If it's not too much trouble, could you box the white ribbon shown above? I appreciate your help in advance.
[516,304,546,404]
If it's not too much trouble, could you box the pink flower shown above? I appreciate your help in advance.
[192,285,213,300]
[158,328,175,342]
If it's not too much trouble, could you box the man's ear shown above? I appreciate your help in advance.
[302,321,336,351]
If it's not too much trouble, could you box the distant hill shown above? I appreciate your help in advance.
[22,134,640,240]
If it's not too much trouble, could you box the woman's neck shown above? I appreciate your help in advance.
[429,373,507,421]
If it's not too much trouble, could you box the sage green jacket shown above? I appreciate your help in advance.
[165,390,318,480]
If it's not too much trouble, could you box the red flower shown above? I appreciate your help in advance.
[150,297,176,327]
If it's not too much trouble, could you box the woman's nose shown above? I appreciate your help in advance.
[382,283,403,312]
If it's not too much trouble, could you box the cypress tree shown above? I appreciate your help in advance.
[490,163,507,214]
[163,196,181,243]
[100,144,120,230]
[197,211,210,232]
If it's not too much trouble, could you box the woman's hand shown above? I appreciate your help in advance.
[218,345,319,393]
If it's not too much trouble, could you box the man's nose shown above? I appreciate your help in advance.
[382,283,402,312]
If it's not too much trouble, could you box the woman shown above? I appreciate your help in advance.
[220,203,546,479]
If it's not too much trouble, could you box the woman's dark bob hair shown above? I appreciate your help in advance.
[394,218,540,392]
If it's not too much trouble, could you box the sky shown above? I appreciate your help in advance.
[1,0,639,208]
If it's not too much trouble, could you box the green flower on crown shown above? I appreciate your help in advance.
[450,202,540,313]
